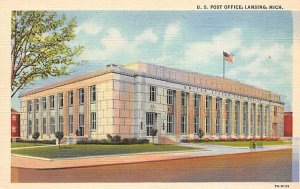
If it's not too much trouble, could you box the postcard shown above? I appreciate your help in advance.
[0,0,299,188]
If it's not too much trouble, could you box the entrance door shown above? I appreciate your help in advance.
[79,127,84,136]
[79,113,85,136]
[146,112,156,136]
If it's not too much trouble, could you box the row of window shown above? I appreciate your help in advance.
[27,112,97,135]
[150,86,279,118]
[27,86,96,112]
[145,99,270,136]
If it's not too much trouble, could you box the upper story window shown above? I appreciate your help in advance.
[90,85,96,103]
[50,95,55,110]
[58,93,63,108]
[167,89,174,105]
[68,91,73,106]
[216,98,221,110]
[194,94,200,108]
[205,96,211,110]
[42,97,46,110]
[181,92,187,107]
[79,88,84,105]
[27,100,32,113]
[149,86,156,102]
[34,99,39,111]
[274,106,278,116]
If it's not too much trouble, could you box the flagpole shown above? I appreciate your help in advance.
[223,50,225,78]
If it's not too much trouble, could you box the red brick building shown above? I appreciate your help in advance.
[11,108,20,138]
[284,112,292,137]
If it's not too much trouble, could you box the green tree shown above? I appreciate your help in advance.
[55,131,64,148]
[150,128,158,145]
[11,11,84,97]
[32,132,40,146]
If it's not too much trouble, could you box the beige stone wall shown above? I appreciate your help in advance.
[20,63,283,141]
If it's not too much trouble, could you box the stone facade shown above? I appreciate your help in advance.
[19,62,284,141]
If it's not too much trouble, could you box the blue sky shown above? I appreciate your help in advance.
[12,11,293,111]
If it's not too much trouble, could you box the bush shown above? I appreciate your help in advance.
[137,139,149,144]
[112,135,121,144]
[76,137,149,145]
[129,138,138,144]
[121,138,130,144]
[15,139,56,144]
[106,134,113,143]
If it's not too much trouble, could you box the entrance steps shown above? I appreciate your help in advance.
[157,136,178,144]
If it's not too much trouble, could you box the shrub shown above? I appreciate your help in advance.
[99,139,109,144]
[106,134,113,143]
[129,138,138,144]
[112,135,121,144]
[55,131,64,148]
[32,132,40,146]
[15,139,56,144]
[137,139,149,144]
[121,138,130,144]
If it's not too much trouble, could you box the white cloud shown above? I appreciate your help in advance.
[180,28,242,68]
[135,29,157,45]
[75,21,102,35]
[82,28,158,61]
[164,23,180,40]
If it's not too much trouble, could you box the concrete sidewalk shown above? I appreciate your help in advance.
[11,144,292,170]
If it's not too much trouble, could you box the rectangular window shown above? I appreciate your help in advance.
[34,99,39,111]
[68,91,73,106]
[59,116,63,132]
[42,118,47,135]
[194,94,199,108]
[50,117,55,134]
[34,119,39,132]
[27,100,32,113]
[42,97,46,110]
[243,102,248,135]
[79,88,85,105]
[167,89,174,105]
[225,99,231,134]
[264,106,268,135]
[90,85,96,102]
[257,105,263,136]
[194,116,199,134]
[58,93,63,108]
[79,114,84,126]
[235,101,240,135]
[146,112,155,136]
[28,120,32,135]
[216,98,221,134]
[181,92,187,107]
[205,96,211,134]
[167,113,174,134]
[205,117,210,134]
[68,115,73,134]
[274,106,278,116]
[50,95,55,110]
[91,112,97,130]
[181,115,187,133]
[149,86,156,102]
[250,104,256,135]
[216,118,220,134]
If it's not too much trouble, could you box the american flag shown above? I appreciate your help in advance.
[223,51,234,63]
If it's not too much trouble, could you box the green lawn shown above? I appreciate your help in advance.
[11,142,52,148]
[200,141,292,147]
[11,144,197,159]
